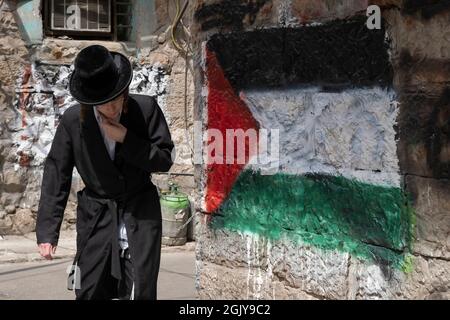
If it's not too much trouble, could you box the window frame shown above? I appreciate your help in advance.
[43,0,117,40]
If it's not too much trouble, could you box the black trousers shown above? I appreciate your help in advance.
[72,204,162,300]
[117,248,134,300]
[74,248,134,300]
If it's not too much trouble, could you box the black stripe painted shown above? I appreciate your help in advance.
[207,16,393,91]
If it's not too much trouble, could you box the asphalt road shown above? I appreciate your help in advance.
[0,251,197,300]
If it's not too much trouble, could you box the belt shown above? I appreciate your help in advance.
[83,181,154,203]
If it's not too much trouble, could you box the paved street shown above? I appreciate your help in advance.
[0,251,197,300]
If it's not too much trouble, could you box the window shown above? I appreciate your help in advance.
[43,0,133,41]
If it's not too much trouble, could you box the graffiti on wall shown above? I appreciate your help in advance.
[203,15,415,270]
[13,62,169,168]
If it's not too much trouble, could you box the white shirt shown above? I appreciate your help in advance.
[93,107,128,250]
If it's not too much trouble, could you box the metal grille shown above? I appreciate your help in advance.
[51,0,111,33]
[114,0,132,41]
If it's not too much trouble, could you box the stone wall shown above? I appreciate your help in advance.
[0,0,196,238]
[193,0,450,299]
[0,0,34,234]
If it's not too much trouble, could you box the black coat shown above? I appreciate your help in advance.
[36,94,174,299]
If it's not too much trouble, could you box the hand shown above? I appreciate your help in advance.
[38,243,57,260]
[98,112,127,143]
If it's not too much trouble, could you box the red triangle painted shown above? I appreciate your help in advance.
[205,47,259,213]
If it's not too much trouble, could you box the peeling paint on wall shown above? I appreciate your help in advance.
[12,62,169,168]
[130,65,169,115]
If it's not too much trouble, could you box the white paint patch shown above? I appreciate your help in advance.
[357,264,388,299]
[265,238,276,300]
[33,64,78,112]
[242,231,275,300]
[245,233,252,299]
[12,63,169,168]
[241,86,400,187]
[130,65,169,116]
[12,93,57,166]
[52,65,79,113]
[13,114,56,166]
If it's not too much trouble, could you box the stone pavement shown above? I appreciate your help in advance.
[0,231,197,300]
[0,231,77,264]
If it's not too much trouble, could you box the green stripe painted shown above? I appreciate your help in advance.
[211,170,415,270]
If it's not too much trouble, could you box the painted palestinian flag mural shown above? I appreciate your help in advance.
[204,16,415,270]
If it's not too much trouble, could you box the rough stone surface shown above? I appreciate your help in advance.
[197,223,450,300]
[193,0,278,33]
[268,238,350,299]
[385,10,450,63]
[4,205,15,215]
[196,260,320,300]
[0,215,13,233]
[36,38,137,65]
[406,175,450,260]
[10,208,35,235]
[0,7,29,91]
[349,254,450,299]
[193,0,450,300]
[288,0,368,25]
[197,224,270,269]
[197,224,350,299]
[396,92,450,179]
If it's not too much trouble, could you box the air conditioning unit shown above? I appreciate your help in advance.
[49,0,111,33]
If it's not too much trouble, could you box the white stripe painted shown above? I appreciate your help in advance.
[241,86,400,187]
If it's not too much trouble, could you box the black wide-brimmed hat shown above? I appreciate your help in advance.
[69,45,133,105]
